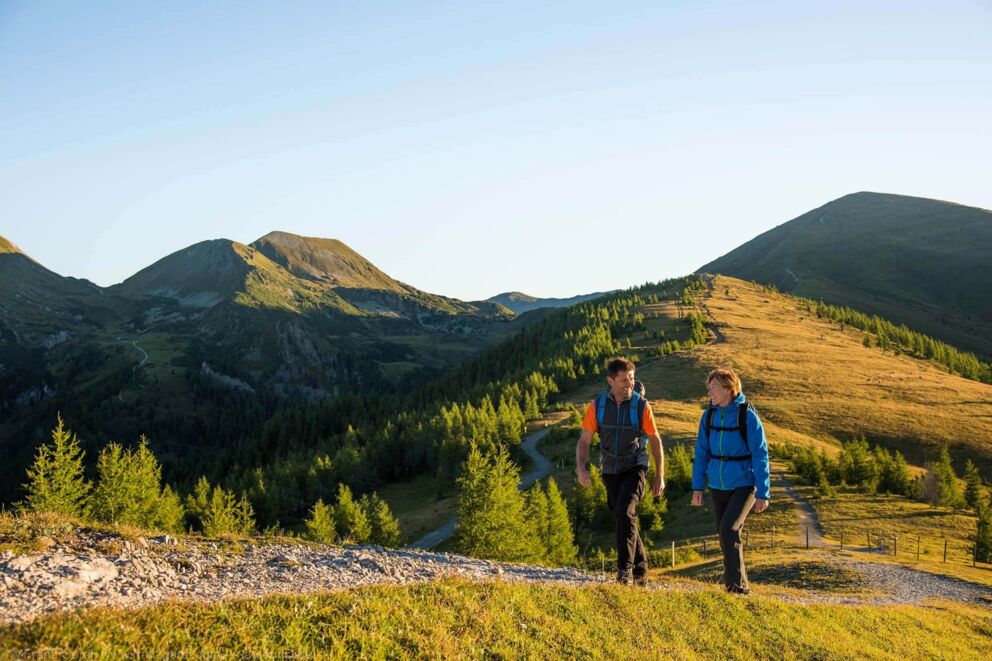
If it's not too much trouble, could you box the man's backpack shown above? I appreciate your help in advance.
[704,401,754,461]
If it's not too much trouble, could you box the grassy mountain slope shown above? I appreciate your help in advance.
[631,275,992,472]
[697,192,992,357]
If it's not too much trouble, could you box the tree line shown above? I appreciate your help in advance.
[798,298,992,384]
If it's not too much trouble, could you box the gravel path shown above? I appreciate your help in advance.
[771,472,991,607]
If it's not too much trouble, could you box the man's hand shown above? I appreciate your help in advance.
[652,474,664,497]
[577,467,591,488]
[753,498,769,513]
[691,490,704,506]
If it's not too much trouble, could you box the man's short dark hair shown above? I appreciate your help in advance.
[606,357,635,378]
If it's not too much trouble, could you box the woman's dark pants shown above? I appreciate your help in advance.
[711,485,756,592]
[602,466,648,578]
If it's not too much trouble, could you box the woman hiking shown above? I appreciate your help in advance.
[690,367,770,595]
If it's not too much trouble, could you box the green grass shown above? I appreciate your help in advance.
[377,474,457,544]
[671,551,873,595]
[4,579,992,658]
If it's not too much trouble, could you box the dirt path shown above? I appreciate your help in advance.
[774,470,828,548]
[409,425,558,550]
[772,470,991,606]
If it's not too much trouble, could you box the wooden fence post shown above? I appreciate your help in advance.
[805,525,809,549]
[771,526,775,549]
[671,541,675,568]
[916,537,920,561]
[867,530,871,550]
[943,539,948,563]
[840,529,844,550]
[893,535,897,557]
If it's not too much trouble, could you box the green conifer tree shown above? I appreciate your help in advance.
[572,464,610,533]
[21,415,91,517]
[543,478,579,566]
[933,448,965,509]
[964,460,983,510]
[154,485,186,533]
[524,482,550,562]
[976,497,992,564]
[334,483,371,543]
[454,445,530,561]
[305,498,336,544]
[184,476,212,531]
[362,493,402,547]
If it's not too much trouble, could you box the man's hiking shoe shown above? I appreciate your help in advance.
[616,571,632,586]
[633,573,648,587]
[727,586,751,596]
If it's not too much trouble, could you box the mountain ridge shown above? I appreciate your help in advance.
[697,191,992,357]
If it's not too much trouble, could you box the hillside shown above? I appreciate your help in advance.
[697,192,992,358]
[0,233,518,505]
[484,290,608,314]
[626,275,992,472]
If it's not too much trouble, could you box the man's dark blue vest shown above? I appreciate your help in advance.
[595,391,649,475]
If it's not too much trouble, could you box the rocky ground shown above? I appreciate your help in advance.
[0,529,617,626]
[3,529,990,627]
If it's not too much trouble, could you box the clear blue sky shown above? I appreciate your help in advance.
[2,1,990,299]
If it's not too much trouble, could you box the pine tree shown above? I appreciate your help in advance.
[524,482,550,562]
[964,460,983,510]
[363,493,401,547]
[664,444,693,497]
[543,478,578,566]
[976,497,992,564]
[201,486,255,536]
[454,445,530,562]
[91,436,164,527]
[21,415,91,517]
[334,483,370,543]
[572,464,610,533]
[91,442,131,523]
[154,485,186,533]
[184,476,212,531]
[305,498,336,544]
[934,448,965,509]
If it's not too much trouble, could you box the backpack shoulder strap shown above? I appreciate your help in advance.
[738,402,752,445]
[629,391,642,431]
[704,407,715,437]
[595,391,608,428]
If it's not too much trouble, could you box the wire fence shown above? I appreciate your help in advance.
[581,524,990,574]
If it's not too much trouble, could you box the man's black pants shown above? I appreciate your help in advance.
[602,466,647,577]
[711,485,756,592]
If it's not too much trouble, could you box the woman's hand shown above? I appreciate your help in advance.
[691,490,704,506]
[753,498,769,513]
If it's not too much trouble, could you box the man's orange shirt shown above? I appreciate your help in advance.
[581,398,658,436]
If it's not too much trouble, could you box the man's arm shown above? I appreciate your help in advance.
[575,428,594,487]
[648,433,664,496]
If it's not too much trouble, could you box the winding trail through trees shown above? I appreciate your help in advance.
[117,339,149,403]
[409,425,558,550]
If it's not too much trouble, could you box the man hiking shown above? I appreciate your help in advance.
[576,357,664,585]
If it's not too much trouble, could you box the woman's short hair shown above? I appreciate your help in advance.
[706,367,742,397]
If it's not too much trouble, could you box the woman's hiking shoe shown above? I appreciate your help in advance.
[616,570,632,586]
[633,573,648,587]
[727,586,751,596]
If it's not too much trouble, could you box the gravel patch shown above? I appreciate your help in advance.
[1,530,646,626]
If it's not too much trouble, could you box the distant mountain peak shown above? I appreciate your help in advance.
[0,236,27,256]
[486,290,608,314]
[250,231,408,292]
